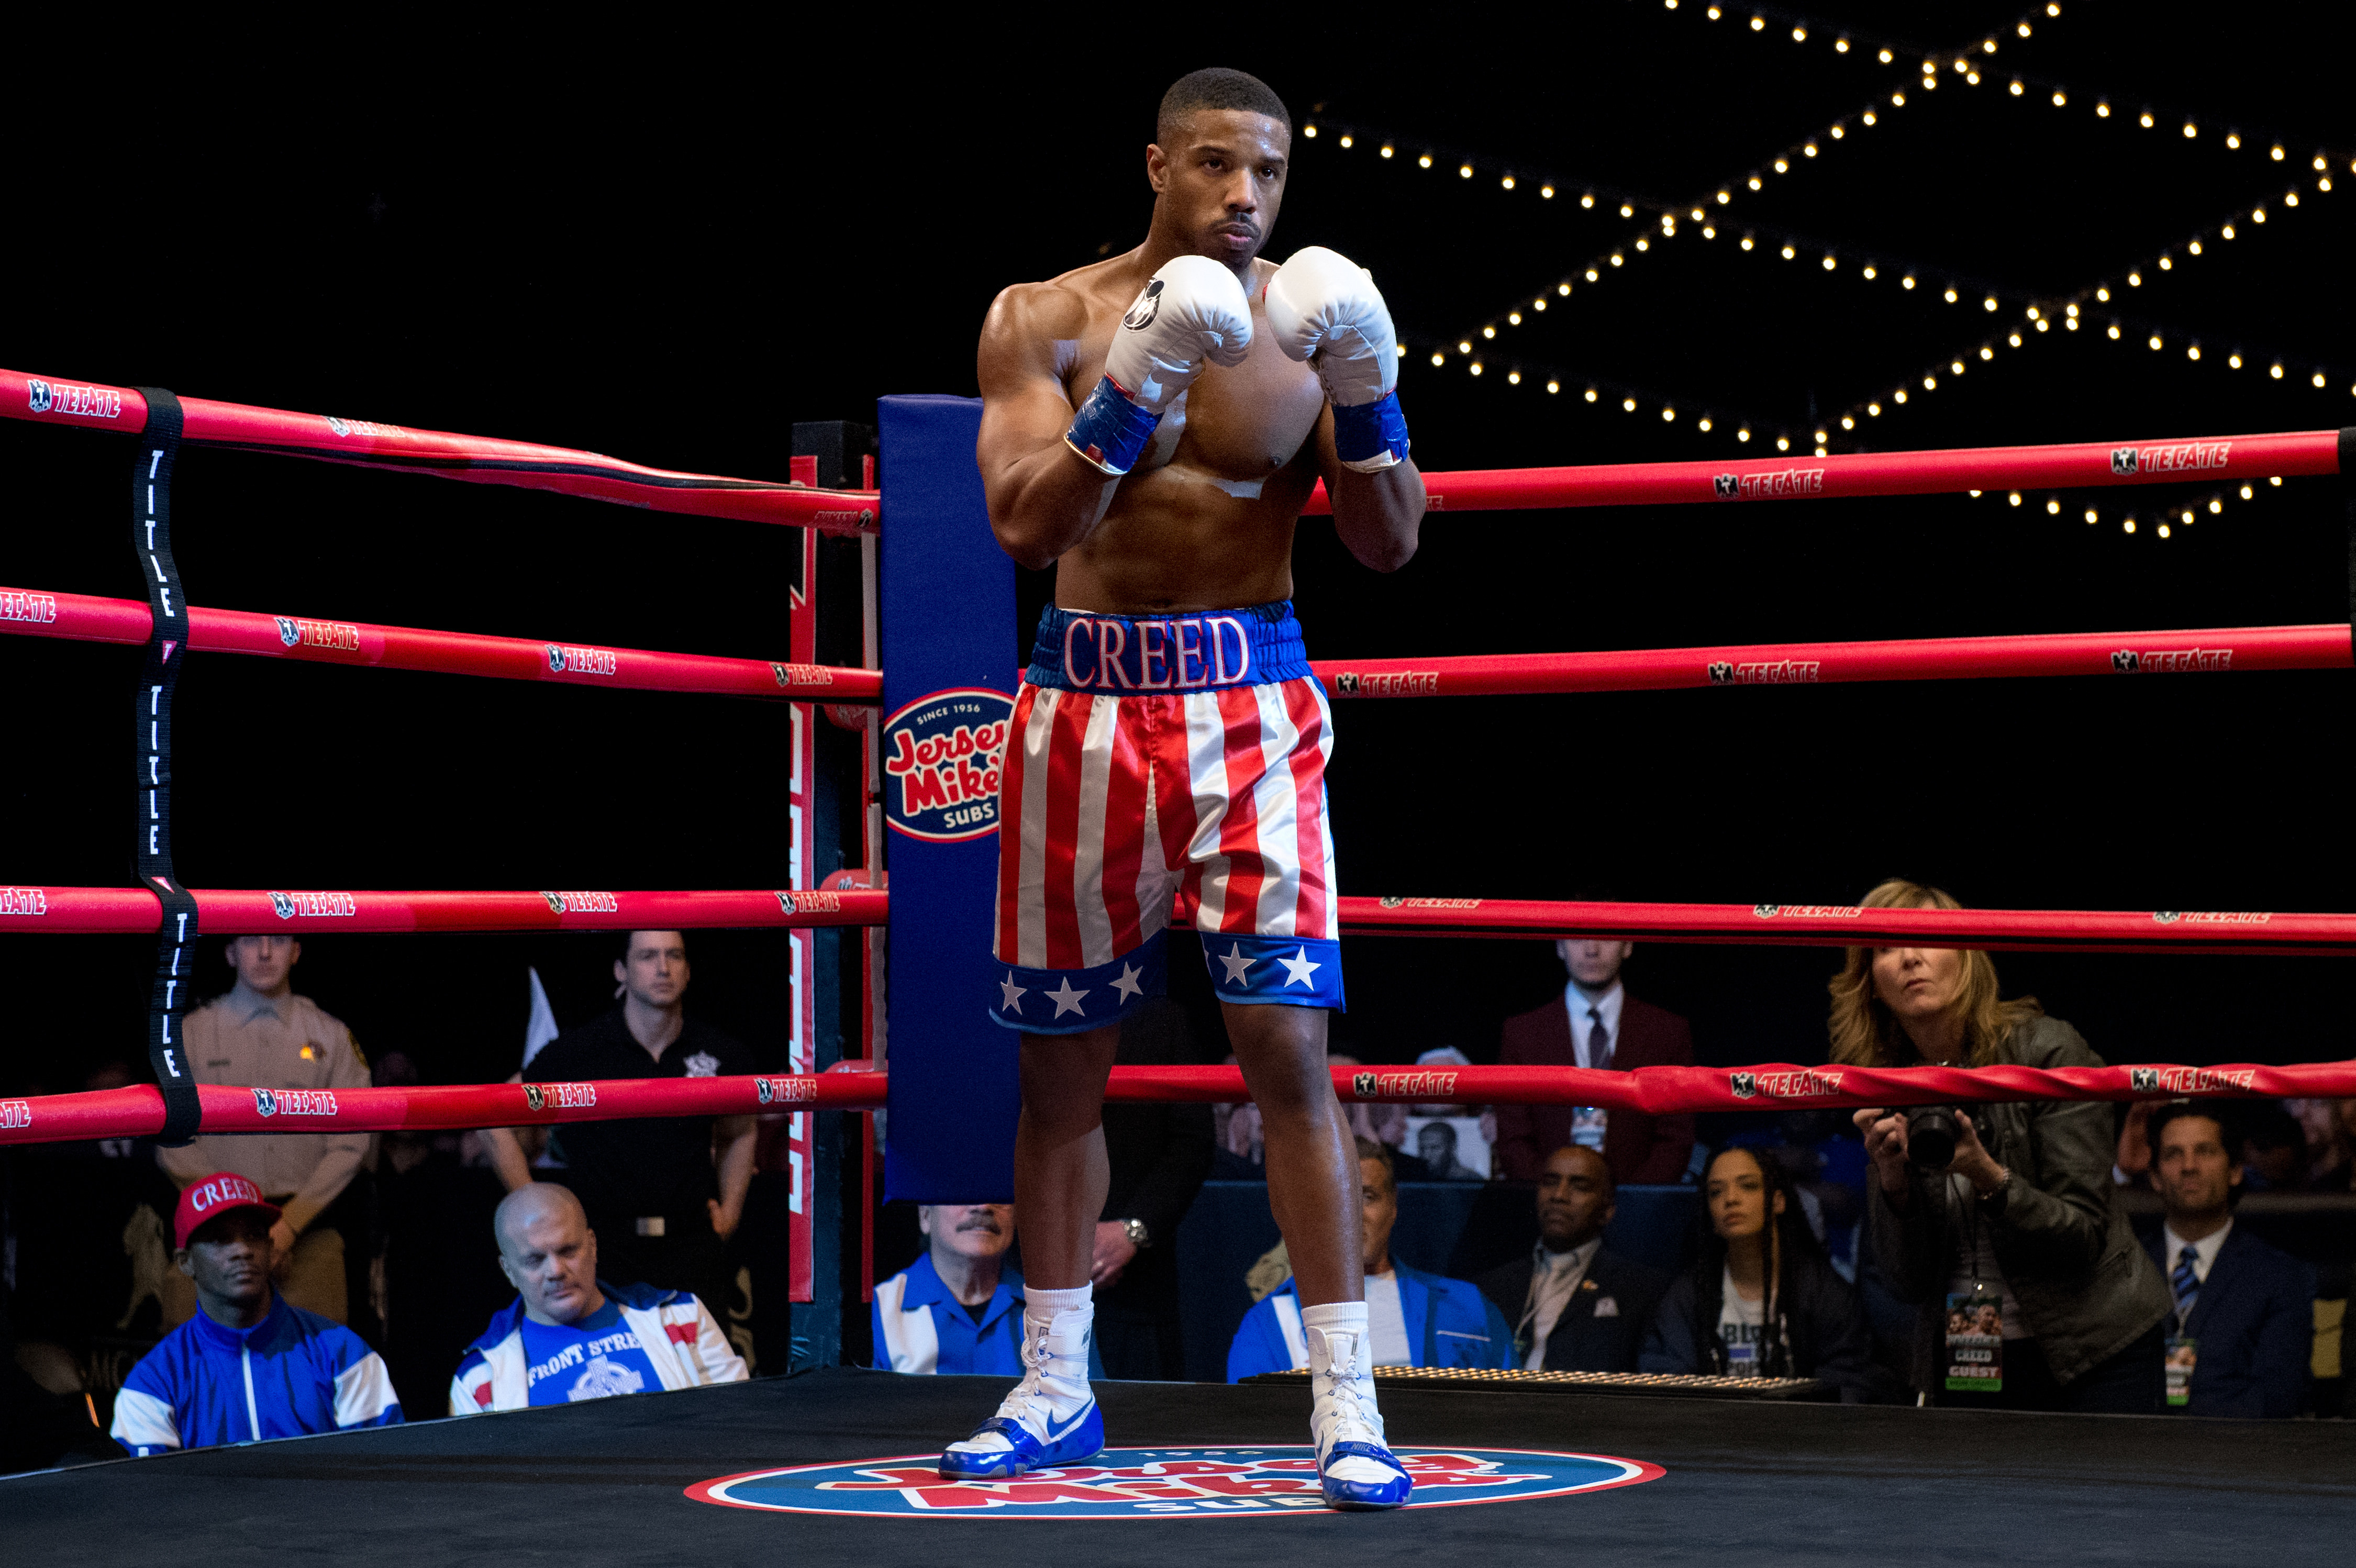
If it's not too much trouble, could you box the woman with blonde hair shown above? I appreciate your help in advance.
[1839,879,2171,1411]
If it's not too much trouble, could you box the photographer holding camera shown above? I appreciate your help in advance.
[1837,881,2171,1412]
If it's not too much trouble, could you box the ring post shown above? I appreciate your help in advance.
[876,396,1021,1203]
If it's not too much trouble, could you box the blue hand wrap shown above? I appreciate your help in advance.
[1065,375,1162,475]
[1331,390,1411,470]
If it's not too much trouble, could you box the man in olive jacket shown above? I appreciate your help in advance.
[1864,1016,2172,1410]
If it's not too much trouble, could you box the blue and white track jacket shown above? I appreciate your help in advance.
[112,1296,401,1456]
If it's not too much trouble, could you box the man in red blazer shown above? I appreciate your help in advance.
[1493,940,1695,1184]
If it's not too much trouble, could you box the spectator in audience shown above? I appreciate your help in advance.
[451,1183,744,1414]
[875,1204,1024,1375]
[1477,1146,1669,1372]
[1413,1121,1482,1182]
[112,1174,400,1455]
[1641,1147,1874,1397]
[1724,1110,1869,1279]
[1493,938,1694,1184]
[1844,880,2171,1412]
[155,935,371,1324]
[2308,1098,2356,1191]
[2240,1103,2311,1192]
[481,931,754,1316]
[1212,1087,1266,1178]
[1091,998,1214,1380]
[2142,1103,2312,1417]
[1227,1138,1513,1378]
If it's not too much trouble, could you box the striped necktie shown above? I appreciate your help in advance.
[2171,1244,2200,1330]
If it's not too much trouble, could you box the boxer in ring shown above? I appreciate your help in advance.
[947,67,1426,1509]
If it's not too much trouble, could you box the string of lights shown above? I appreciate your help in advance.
[1414,167,2356,463]
[1398,329,1832,452]
[1309,1,2350,387]
[1826,165,2356,446]
[1963,475,2292,542]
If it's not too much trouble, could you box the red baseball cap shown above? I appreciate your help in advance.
[174,1173,282,1251]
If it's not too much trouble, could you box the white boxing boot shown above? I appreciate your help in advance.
[939,1286,1102,1479]
[1302,1300,1413,1509]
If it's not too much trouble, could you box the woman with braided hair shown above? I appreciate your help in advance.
[1639,1146,1875,1399]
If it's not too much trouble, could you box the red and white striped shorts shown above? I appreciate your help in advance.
[988,603,1344,1033]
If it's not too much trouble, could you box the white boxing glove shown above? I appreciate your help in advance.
[1066,255,1252,474]
[1264,247,1410,472]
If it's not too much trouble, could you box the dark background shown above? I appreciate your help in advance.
[6,4,2355,1097]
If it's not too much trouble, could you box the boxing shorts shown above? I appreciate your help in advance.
[989,600,1344,1034]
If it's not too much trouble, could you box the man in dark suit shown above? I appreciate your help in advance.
[1476,1146,1670,1372]
[2143,1103,2313,1418]
[1492,939,1695,1184]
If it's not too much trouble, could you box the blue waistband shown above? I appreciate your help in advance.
[1024,601,1310,693]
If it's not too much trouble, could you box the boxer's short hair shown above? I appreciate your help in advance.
[1158,68,1291,146]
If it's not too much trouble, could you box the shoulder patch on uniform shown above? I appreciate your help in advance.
[348,1031,368,1071]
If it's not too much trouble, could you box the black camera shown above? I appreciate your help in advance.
[1903,1105,1961,1170]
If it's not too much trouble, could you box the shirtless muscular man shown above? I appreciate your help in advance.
[946,68,1426,1509]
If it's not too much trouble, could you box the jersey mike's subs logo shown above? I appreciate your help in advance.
[688,1445,1661,1519]
[883,687,1014,842]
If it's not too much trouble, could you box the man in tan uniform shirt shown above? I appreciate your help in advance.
[155,934,371,1324]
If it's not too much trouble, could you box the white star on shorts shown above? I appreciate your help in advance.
[1111,963,1144,1003]
[1278,947,1321,988]
[1217,945,1257,986]
[999,973,1027,1013]
[1048,976,1090,1018]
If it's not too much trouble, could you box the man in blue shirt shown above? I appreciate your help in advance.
[874,1204,1027,1375]
[1230,1139,1513,1378]
[453,1183,745,1413]
[112,1173,400,1456]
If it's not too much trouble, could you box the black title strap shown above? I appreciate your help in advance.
[133,389,202,1146]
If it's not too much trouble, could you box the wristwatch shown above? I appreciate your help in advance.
[1120,1217,1151,1249]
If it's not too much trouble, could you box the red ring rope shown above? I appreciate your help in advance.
[1,368,878,535]
[1314,623,2350,699]
[2,1061,2343,1148]
[1326,897,2352,955]
[1300,428,2339,514]
[0,583,879,703]
[12,369,2330,528]
[0,886,884,935]
[1,886,2338,950]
